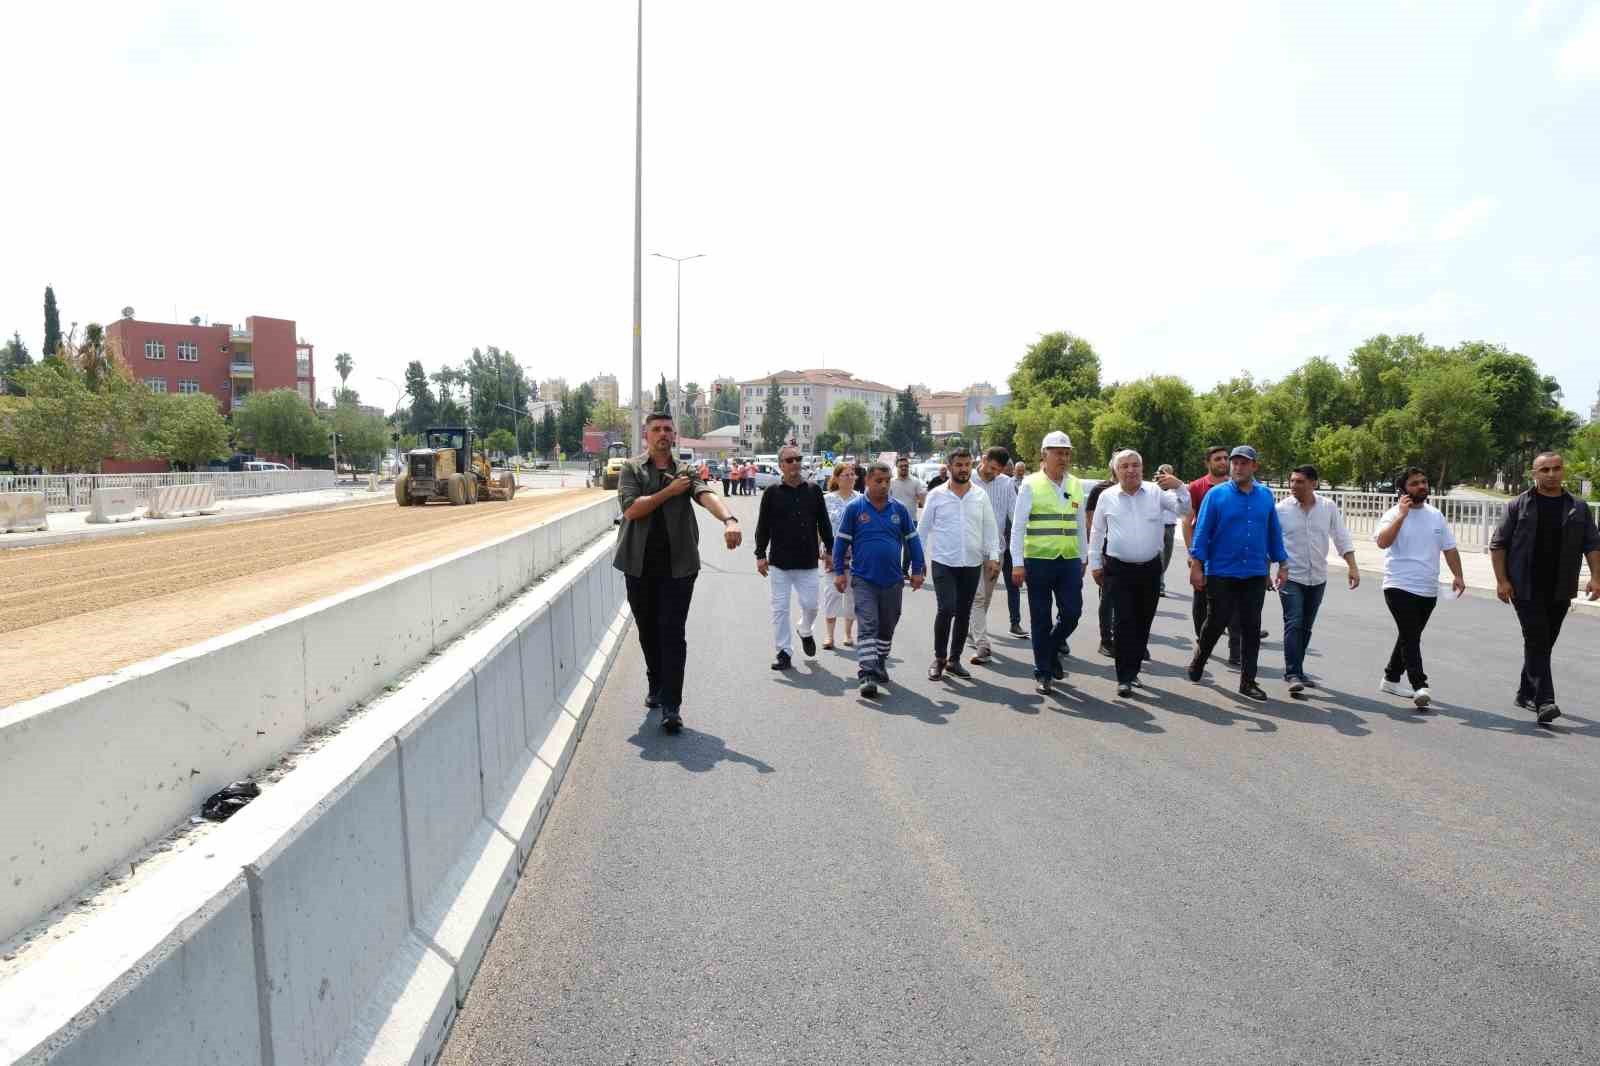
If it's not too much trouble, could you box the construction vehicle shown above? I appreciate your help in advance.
[395,426,518,506]
[599,441,631,491]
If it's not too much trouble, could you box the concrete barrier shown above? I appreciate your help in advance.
[0,532,631,1066]
[0,495,615,948]
[0,492,48,533]
[84,488,140,524]
[145,482,220,519]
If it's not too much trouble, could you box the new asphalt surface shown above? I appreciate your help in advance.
[441,493,1600,1066]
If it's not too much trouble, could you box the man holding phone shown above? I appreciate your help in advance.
[1374,467,1466,711]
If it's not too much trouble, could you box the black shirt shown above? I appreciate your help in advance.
[754,479,834,570]
[643,507,672,577]
[1532,493,1564,601]
[1085,478,1116,515]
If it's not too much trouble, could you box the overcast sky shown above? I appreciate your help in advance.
[4,1,1598,414]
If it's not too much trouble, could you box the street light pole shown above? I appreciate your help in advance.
[630,0,644,457]
[650,251,705,426]
[377,375,404,474]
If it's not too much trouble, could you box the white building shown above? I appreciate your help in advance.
[735,369,898,452]
[1589,381,1600,425]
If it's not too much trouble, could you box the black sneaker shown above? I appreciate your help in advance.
[1260,629,1269,639]
[1036,677,1053,695]
[771,650,793,671]
[1009,623,1027,637]
[1286,675,1306,694]
[1117,682,1133,698]
[1051,659,1065,681]
[1097,642,1116,658]
[645,689,661,710]
[945,660,971,679]
[1239,682,1268,702]
[801,633,817,657]
[928,658,946,681]
[661,707,683,733]
[1514,694,1534,711]
[1187,651,1206,683]
[859,676,878,698]
[1537,702,1562,725]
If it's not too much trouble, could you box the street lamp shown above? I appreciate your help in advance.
[377,376,404,474]
[650,251,705,427]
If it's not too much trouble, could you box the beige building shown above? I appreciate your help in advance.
[923,383,997,435]
[588,373,619,407]
[539,378,568,403]
[735,369,898,452]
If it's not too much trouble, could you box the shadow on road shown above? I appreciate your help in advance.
[627,716,776,774]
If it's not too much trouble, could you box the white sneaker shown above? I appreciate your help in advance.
[1412,686,1431,709]
[1379,679,1415,699]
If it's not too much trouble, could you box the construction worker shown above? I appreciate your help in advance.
[1009,430,1088,695]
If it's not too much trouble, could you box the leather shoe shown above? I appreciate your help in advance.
[1187,651,1206,683]
[945,661,971,679]
[801,633,817,657]
[928,658,945,681]
[1239,682,1268,701]
[661,707,683,732]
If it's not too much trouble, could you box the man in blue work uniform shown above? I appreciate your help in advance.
[1186,445,1287,701]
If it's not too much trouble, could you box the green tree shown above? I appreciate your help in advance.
[681,382,703,438]
[759,378,792,450]
[463,346,530,435]
[558,382,595,455]
[325,397,390,471]
[654,377,671,416]
[485,427,517,457]
[711,381,740,427]
[1402,359,1493,488]
[813,430,843,454]
[0,360,150,471]
[591,399,628,437]
[883,386,929,453]
[149,393,231,469]
[403,360,437,433]
[540,406,558,456]
[234,388,327,462]
[1089,375,1200,473]
[826,399,873,452]
[43,285,62,361]
[1008,331,1102,407]
[1,333,32,396]
[73,323,112,392]
[333,352,353,402]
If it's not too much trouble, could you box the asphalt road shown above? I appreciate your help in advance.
[442,493,1600,1066]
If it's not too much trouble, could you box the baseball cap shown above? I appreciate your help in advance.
[1041,430,1073,449]
[1229,445,1258,461]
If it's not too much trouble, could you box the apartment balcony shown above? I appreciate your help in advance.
[230,360,255,376]
[230,328,252,343]
[296,360,312,378]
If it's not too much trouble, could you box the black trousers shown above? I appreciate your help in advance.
[1382,588,1437,690]
[1105,556,1161,683]
[1513,596,1569,706]
[1097,580,1116,646]
[1192,574,1241,659]
[1196,575,1267,684]
[625,572,697,709]
[931,562,981,662]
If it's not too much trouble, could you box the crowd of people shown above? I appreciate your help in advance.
[614,410,1600,733]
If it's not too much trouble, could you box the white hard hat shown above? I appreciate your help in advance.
[1041,430,1073,449]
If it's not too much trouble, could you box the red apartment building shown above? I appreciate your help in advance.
[104,313,316,470]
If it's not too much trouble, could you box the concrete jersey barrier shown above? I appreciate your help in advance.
[145,483,220,519]
[0,493,48,534]
[85,488,141,524]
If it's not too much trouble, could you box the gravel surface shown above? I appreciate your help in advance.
[1,488,601,705]
[443,493,1600,1066]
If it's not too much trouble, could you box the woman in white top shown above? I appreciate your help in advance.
[821,463,859,648]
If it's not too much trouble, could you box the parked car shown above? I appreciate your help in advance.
[243,461,291,472]
[752,461,783,489]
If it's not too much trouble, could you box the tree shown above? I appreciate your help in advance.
[403,360,437,433]
[1,333,31,396]
[43,285,62,361]
[333,352,353,402]
[591,399,629,437]
[826,399,873,452]
[540,406,558,457]
[1008,331,1102,407]
[813,430,843,454]
[0,359,151,471]
[462,346,530,436]
[1402,360,1493,488]
[149,393,231,469]
[558,382,595,455]
[711,381,739,427]
[234,388,328,462]
[681,382,703,438]
[759,378,792,450]
[883,386,930,453]
[73,323,112,392]
[485,427,517,457]
[325,396,390,471]
[1089,375,1200,474]
[654,377,671,415]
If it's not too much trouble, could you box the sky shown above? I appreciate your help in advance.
[3,1,1598,416]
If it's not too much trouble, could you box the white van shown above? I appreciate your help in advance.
[243,461,290,472]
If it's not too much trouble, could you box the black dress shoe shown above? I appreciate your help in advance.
[1051,660,1065,681]
[1514,694,1534,711]
[945,660,971,679]
[661,707,683,732]
[1187,651,1206,683]
[1009,623,1027,636]
[1036,677,1053,695]
[801,633,817,657]
[645,690,661,710]
[1117,682,1134,698]
[1239,682,1268,702]
[1097,642,1116,658]
[928,658,945,681]
[771,650,793,670]
[1537,702,1562,725]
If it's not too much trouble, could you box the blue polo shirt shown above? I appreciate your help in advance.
[1190,479,1286,579]
[833,494,925,587]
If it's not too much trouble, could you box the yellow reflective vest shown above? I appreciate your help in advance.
[1021,471,1084,560]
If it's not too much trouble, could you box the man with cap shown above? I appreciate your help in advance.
[1010,430,1088,695]
[1186,445,1287,701]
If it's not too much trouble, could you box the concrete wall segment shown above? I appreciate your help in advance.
[394,674,484,918]
[471,629,526,809]
[517,609,559,750]
[301,571,434,731]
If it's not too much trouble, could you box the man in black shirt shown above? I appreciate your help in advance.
[1490,451,1600,724]
[755,444,835,670]
[1085,466,1118,658]
[616,412,743,733]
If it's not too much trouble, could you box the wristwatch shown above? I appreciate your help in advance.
[722,515,739,525]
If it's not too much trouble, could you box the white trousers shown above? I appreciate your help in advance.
[968,564,998,652]
[771,566,820,653]
[821,568,854,619]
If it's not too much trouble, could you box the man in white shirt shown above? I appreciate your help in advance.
[1274,464,1358,693]
[968,446,1020,664]
[890,455,928,579]
[1156,464,1180,596]
[1375,466,1466,709]
[917,447,999,680]
[1089,449,1188,695]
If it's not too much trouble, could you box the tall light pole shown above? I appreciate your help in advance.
[377,376,404,473]
[630,0,644,456]
[650,251,704,426]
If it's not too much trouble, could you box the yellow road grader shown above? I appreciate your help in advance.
[396,426,518,506]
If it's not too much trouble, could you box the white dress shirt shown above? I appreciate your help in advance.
[975,470,1018,539]
[917,482,1000,567]
[1009,475,1090,563]
[1087,481,1189,571]
[1275,492,1355,586]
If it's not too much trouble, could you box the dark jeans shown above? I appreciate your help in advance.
[1196,575,1267,684]
[1023,556,1084,679]
[1002,544,1023,625]
[1097,581,1116,646]
[625,572,697,709]
[1382,588,1437,690]
[1192,573,1241,660]
[1513,597,1570,706]
[1105,556,1161,683]
[1159,524,1175,593]
[931,562,981,663]
[1278,580,1327,679]
[722,477,732,496]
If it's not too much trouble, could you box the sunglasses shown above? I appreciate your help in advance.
[780,457,801,465]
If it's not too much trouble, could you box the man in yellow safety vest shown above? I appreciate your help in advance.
[1009,430,1088,695]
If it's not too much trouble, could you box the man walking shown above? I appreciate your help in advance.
[1010,431,1088,696]
[1089,450,1188,697]
[1275,464,1358,694]
[1156,464,1180,596]
[615,412,743,733]
[1490,451,1600,724]
[1375,467,1466,710]
[1184,445,1241,663]
[968,446,1020,662]
[1186,445,1287,701]
[890,455,927,578]
[1085,462,1119,658]
[834,461,925,698]
[917,448,999,680]
[755,444,834,671]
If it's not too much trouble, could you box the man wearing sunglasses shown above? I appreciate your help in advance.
[755,445,835,670]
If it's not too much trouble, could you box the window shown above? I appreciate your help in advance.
[144,339,166,360]
[145,379,168,393]
[803,406,810,416]
[298,382,311,402]
[178,379,201,394]
[177,341,198,361]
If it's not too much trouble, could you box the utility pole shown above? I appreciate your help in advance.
[630,0,644,456]
[650,252,705,428]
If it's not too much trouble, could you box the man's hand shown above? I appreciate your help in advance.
[1451,574,1467,598]
[834,572,848,593]
[909,573,925,591]
[984,560,1000,581]
[724,522,742,550]
[1190,559,1206,591]
[663,473,695,498]
[756,558,769,577]
[823,552,832,574]
[1155,472,1182,491]
[1011,566,1025,588]
[1347,566,1360,590]
[1587,575,1600,601]
[1273,565,1287,591]
[1496,578,1514,604]
[1091,568,1104,587]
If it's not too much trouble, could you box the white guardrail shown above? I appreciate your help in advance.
[1267,487,1600,553]
[0,470,336,513]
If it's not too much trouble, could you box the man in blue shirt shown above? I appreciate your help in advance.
[834,460,926,698]
[1185,445,1287,701]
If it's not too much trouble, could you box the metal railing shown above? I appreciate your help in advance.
[0,469,336,512]
[1267,488,1600,552]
